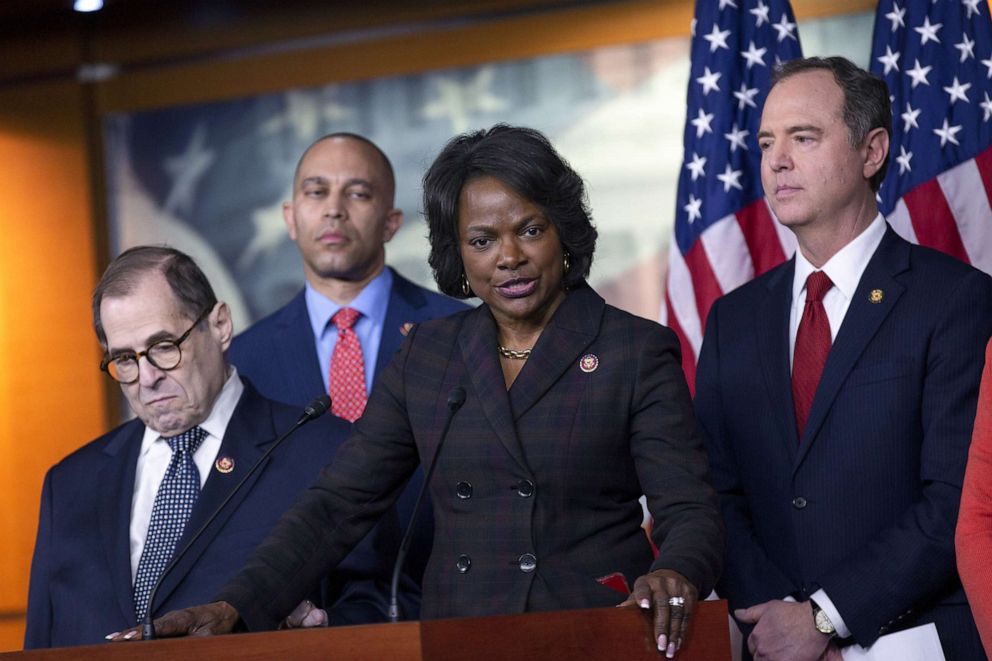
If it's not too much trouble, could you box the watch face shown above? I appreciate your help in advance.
[814,608,836,635]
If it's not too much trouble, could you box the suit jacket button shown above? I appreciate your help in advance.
[516,479,535,497]
[792,496,807,509]
[456,481,473,499]
[518,553,537,573]
[456,555,472,573]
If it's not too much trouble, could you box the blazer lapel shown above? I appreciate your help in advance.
[458,305,530,471]
[377,269,427,381]
[97,421,143,625]
[756,260,802,456]
[795,228,908,468]
[150,385,277,614]
[276,291,327,405]
[508,285,601,420]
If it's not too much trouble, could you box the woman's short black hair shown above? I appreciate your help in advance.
[423,124,597,298]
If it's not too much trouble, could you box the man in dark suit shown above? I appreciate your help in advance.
[695,57,992,660]
[227,132,466,411]
[24,246,408,648]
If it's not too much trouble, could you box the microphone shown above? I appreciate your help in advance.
[141,393,332,640]
[388,386,466,623]
[301,394,331,422]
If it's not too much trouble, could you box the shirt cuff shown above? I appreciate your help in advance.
[811,588,851,639]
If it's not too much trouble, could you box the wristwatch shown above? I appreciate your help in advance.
[810,599,837,637]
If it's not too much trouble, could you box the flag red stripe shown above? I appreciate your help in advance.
[736,197,786,276]
[903,179,970,264]
[975,145,992,207]
[665,292,697,396]
[683,240,723,336]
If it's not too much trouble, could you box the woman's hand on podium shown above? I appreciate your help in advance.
[105,601,240,641]
[619,569,699,659]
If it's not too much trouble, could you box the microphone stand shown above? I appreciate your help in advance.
[388,386,466,623]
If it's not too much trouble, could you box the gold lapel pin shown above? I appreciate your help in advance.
[215,456,235,474]
[579,354,599,373]
[399,322,415,336]
[869,289,884,304]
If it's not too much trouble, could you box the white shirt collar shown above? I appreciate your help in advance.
[792,214,886,303]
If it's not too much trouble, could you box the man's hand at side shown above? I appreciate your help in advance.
[735,599,831,661]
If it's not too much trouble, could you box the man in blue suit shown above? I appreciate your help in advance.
[227,134,467,601]
[25,246,409,648]
[696,57,992,660]
[227,132,467,411]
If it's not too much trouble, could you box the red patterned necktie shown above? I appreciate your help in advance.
[793,271,834,438]
[329,307,367,422]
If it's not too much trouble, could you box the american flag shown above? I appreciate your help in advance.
[662,0,802,392]
[870,0,992,272]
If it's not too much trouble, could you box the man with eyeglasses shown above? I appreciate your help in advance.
[24,245,418,648]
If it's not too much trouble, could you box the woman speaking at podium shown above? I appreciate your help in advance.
[112,125,723,658]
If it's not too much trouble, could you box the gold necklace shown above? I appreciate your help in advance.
[497,344,532,359]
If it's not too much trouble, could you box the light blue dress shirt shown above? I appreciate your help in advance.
[304,267,393,395]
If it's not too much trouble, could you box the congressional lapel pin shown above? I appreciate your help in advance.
[215,456,235,474]
[400,322,416,336]
[869,289,884,304]
[579,354,599,373]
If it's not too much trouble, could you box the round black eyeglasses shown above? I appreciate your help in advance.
[100,308,210,384]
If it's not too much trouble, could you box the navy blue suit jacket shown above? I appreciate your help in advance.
[696,227,992,657]
[226,269,467,596]
[24,382,400,649]
[227,268,468,407]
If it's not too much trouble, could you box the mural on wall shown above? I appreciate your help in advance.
[103,11,871,332]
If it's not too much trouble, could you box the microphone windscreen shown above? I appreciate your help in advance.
[447,386,467,411]
[304,394,332,420]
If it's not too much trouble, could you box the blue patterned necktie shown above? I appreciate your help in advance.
[132,426,207,622]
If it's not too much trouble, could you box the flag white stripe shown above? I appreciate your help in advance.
[938,159,992,275]
[885,197,918,245]
[667,241,704,357]
[700,213,754,294]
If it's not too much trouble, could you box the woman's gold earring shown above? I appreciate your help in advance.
[461,274,471,297]
[563,253,571,274]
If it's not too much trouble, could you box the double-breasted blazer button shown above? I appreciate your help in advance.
[516,479,535,497]
[456,555,472,573]
[518,553,537,573]
[456,481,473,499]
[792,496,807,509]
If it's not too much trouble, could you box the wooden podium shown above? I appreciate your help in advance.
[2,601,731,660]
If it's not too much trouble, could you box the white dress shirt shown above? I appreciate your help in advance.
[789,215,887,369]
[785,214,886,638]
[129,368,244,580]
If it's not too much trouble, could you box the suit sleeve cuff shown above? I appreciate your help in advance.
[811,588,851,639]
